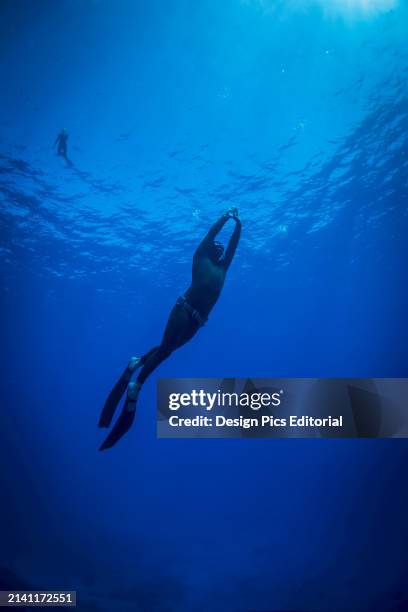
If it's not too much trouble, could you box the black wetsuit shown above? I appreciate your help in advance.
[136,213,241,384]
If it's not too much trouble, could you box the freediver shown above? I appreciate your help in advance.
[54,128,69,158]
[98,207,241,450]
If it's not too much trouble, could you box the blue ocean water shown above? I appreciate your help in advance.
[1,1,407,610]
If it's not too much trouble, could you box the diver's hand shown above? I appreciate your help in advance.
[226,207,239,219]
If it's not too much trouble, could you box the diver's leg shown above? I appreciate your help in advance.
[98,348,170,451]
[120,308,199,430]
[98,356,143,428]
[140,346,159,363]
[99,306,199,451]
[136,347,171,386]
[137,305,199,386]
[98,349,160,428]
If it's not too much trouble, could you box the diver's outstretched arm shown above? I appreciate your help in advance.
[194,210,236,258]
[223,216,241,269]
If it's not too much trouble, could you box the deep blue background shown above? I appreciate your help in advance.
[1,1,407,610]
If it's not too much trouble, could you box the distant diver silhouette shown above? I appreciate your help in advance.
[98,208,241,450]
[54,128,69,159]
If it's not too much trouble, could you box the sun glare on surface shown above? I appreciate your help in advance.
[247,0,399,18]
[319,0,398,17]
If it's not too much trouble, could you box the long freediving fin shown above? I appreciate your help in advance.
[98,357,141,428]
[99,382,140,451]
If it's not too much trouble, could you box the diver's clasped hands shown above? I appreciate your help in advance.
[225,207,239,220]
